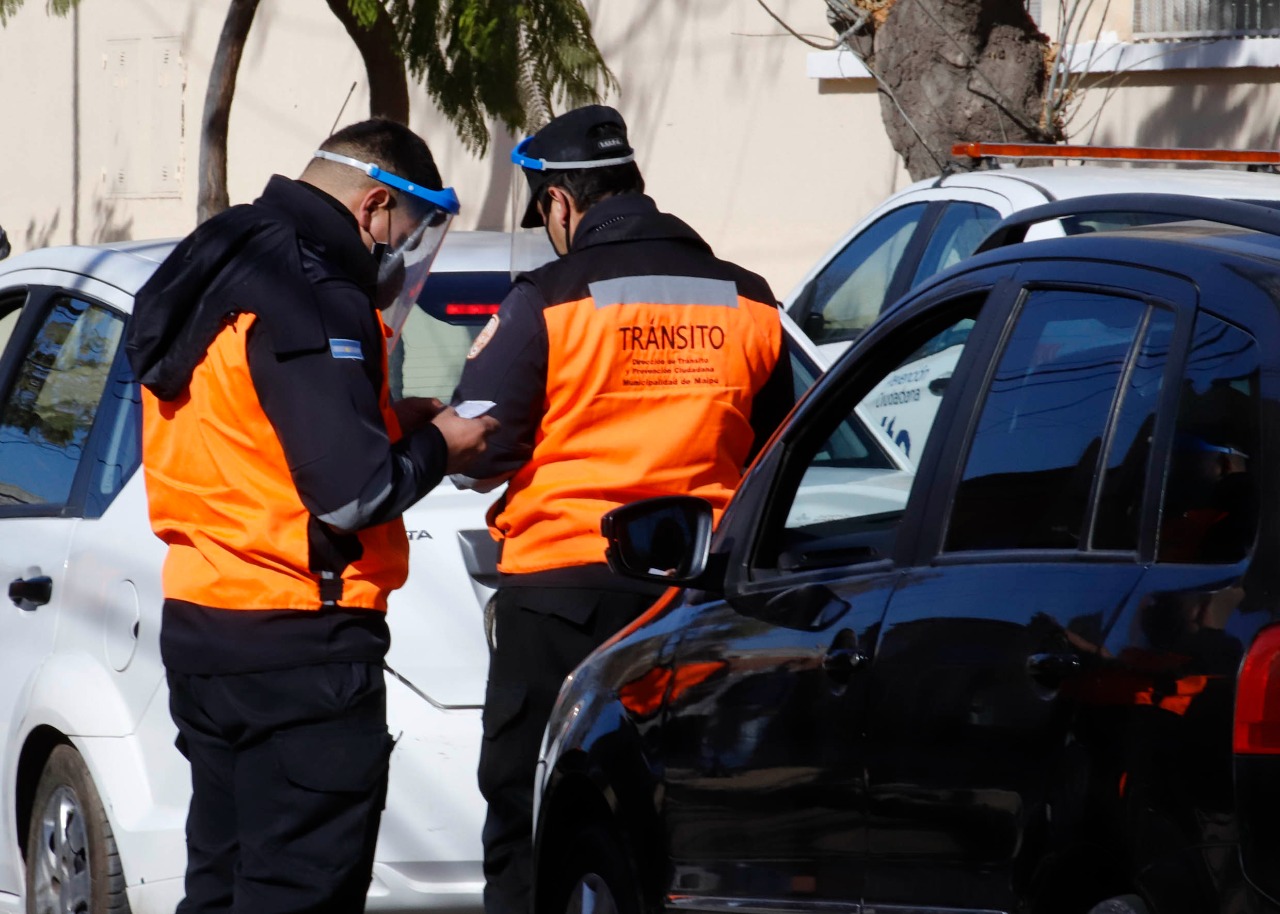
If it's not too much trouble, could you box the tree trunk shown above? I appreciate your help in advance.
[860,0,1057,181]
[324,0,409,124]
[197,0,261,224]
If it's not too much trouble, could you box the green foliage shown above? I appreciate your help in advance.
[0,0,79,27]
[388,0,617,154]
[346,0,381,29]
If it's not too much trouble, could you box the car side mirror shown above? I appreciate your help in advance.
[602,496,714,587]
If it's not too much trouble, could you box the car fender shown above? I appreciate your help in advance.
[18,653,150,740]
[535,694,667,907]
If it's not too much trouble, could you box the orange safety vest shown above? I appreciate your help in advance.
[141,312,409,611]
[492,280,782,575]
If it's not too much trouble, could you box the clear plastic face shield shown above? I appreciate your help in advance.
[313,150,461,350]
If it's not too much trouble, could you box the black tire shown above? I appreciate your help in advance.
[24,744,131,914]
[544,823,646,914]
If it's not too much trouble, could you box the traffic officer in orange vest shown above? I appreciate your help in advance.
[451,104,794,914]
[126,119,497,914]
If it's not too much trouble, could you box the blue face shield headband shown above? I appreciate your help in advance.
[509,136,636,171]
[312,150,460,224]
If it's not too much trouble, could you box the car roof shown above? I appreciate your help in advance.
[930,164,1280,203]
[0,229,539,300]
[894,216,1280,331]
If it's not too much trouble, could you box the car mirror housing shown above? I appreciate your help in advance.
[602,496,714,586]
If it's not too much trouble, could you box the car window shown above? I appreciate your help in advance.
[756,298,984,574]
[945,289,1158,553]
[390,271,510,400]
[911,202,1001,286]
[0,295,125,509]
[1157,314,1260,564]
[83,354,141,519]
[859,318,974,465]
[794,203,928,349]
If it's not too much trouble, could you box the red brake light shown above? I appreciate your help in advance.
[1234,625,1280,754]
[445,303,501,316]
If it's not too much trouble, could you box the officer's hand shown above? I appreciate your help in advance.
[431,407,499,474]
[392,396,445,434]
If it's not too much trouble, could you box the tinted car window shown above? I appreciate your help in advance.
[1157,314,1259,564]
[794,203,928,348]
[0,296,124,508]
[946,289,1148,552]
[910,202,1001,286]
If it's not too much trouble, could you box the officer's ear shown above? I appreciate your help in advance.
[544,186,578,226]
[355,185,394,238]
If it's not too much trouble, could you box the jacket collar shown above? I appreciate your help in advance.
[570,193,712,255]
[255,175,377,288]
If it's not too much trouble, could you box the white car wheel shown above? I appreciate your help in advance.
[25,745,131,914]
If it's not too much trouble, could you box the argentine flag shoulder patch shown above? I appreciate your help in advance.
[329,338,364,361]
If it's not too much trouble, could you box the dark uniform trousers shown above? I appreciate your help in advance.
[168,662,394,914]
[478,585,658,914]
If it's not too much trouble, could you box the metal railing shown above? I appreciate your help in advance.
[1134,0,1280,39]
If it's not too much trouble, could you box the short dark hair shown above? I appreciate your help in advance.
[535,162,645,216]
[320,118,444,193]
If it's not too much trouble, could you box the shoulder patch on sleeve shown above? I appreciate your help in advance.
[467,314,500,360]
[329,338,364,360]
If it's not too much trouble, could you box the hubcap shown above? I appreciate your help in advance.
[30,786,92,914]
[565,872,618,914]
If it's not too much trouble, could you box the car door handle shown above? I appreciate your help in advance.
[1026,651,1081,686]
[822,647,867,679]
[823,628,867,684]
[9,575,52,610]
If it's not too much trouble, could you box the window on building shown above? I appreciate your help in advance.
[1134,0,1280,39]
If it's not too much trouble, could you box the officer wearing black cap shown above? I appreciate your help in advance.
[452,104,794,914]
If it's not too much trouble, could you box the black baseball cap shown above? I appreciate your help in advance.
[511,105,636,228]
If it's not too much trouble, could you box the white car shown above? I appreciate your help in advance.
[786,156,1280,461]
[0,229,878,914]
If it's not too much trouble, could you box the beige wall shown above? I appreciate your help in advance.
[1,1,1278,297]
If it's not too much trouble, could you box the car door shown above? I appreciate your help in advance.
[786,188,1009,358]
[860,264,1200,911]
[655,276,1007,911]
[1100,309,1272,912]
[0,286,129,897]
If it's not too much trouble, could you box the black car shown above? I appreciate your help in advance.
[531,195,1280,914]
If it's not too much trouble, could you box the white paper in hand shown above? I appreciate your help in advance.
[455,400,497,419]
